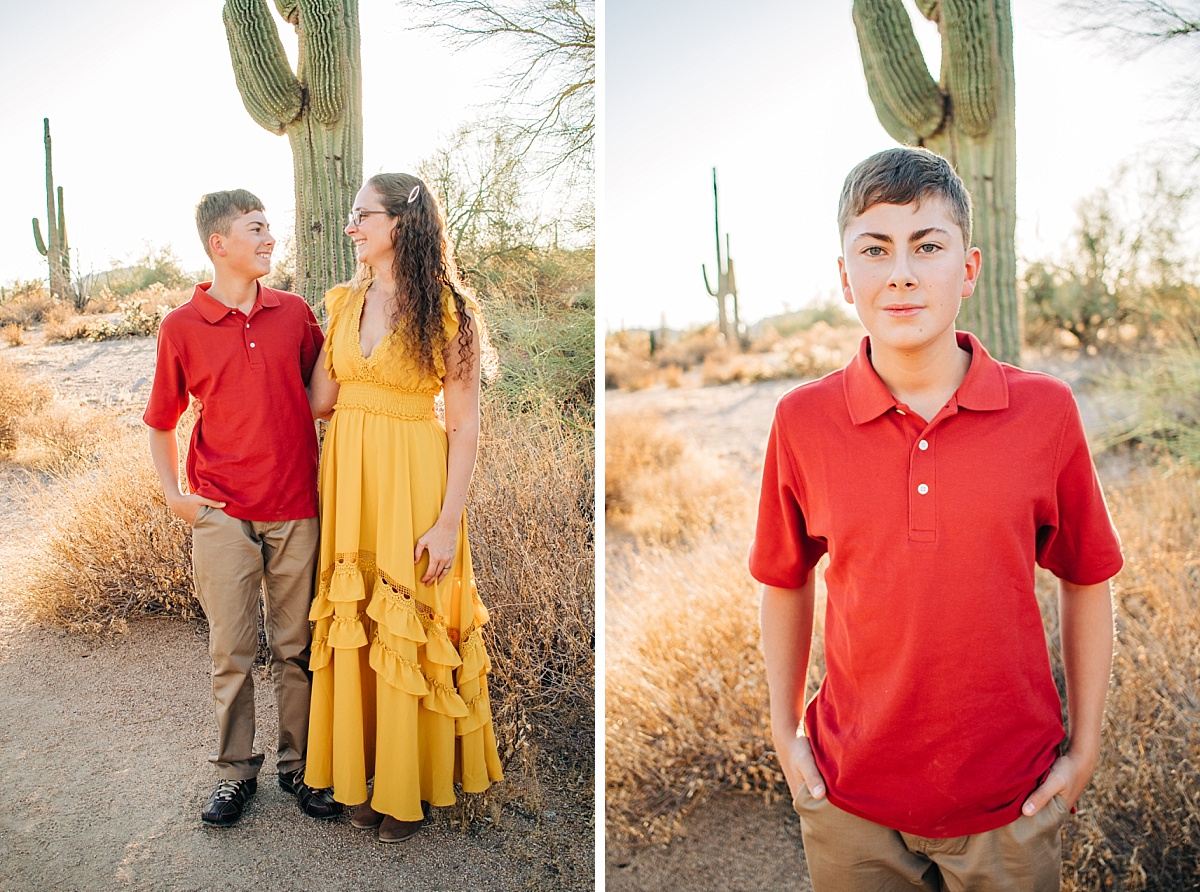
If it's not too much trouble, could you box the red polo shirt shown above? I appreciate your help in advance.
[143,282,324,521]
[749,331,1123,838]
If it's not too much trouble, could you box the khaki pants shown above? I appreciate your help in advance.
[191,506,319,780]
[794,783,1068,892]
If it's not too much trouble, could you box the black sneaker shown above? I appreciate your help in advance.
[201,777,257,827]
[279,768,344,819]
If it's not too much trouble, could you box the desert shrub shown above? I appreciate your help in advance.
[484,292,594,426]
[1052,465,1200,890]
[20,423,197,633]
[1099,340,1200,466]
[90,245,191,297]
[85,284,186,341]
[3,323,23,346]
[17,402,113,472]
[0,358,53,452]
[0,280,54,328]
[41,303,91,343]
[606,534,797,842]
[461,399,595,815]
[605,412,744,546]
[1023,165,1200,353]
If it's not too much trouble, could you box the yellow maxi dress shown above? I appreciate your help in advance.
[303,281,503,821]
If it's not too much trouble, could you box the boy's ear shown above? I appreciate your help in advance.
[961,246,982,299]
[838,256,855,305]
[208,231,225,258]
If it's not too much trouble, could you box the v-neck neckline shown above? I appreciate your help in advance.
[355,285,392,363]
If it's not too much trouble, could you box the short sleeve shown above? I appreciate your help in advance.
[321,284,354,378]
[1035,392,1123,584]
[142,318,190,430]
[748,409,828,588]
[442,287,480,347]
[299,300,324,385]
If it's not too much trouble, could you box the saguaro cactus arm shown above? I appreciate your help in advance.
[223,0,304,134]
[32,219,48,256]
[941,0,999,136]
[56,186,67,255]
[297,0,349,123]
[853,0,945,142]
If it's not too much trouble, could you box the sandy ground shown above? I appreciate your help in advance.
[0,329,592,891]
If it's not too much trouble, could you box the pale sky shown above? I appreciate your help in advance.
[603,0,1196,331]
[0,0,514,286]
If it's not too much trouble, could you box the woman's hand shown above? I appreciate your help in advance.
[415,520,458,585]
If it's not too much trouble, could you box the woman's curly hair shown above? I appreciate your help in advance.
[352,172,475,380]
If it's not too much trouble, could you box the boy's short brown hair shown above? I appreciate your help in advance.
[838,148,973,250]
[195,189,264,258]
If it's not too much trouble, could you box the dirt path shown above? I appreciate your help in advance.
[0,331,589,891]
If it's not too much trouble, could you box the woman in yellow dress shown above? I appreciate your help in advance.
[303,172,503,843]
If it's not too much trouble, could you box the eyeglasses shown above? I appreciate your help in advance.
[347,209,390,227]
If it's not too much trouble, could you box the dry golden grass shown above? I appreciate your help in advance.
[17,421,197,634]
[2,323,24,346]
[0,359,116,472]
[40,303,92,343]
[1055,461,1200,891]
[605,404,1200,886]
[606,412,745,546]
[456,399,595,819]
[0,358,53,452]
[0,283,54,329]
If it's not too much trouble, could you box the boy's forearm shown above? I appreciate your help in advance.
[1059,577,1114,767]
[147,427,183,499]
[760,581,816,742]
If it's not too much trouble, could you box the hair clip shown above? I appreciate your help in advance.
[407,185,420,204]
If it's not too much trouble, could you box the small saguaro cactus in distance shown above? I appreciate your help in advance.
[853,0,1019,363]
[702,168,740,347]
[223,0,363,309]
[32,118,76,305]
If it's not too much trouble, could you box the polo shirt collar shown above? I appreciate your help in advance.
[844,330,1009,424]
[190,281,278,324]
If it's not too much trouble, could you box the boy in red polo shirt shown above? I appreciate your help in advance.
[145,189,342,827]
[751,148,1122,891]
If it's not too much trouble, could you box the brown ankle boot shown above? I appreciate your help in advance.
[378,815,423,843]
[350,800,384,829]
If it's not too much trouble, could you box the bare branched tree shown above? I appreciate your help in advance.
[403,0,595,182]
[1063,0,1200,45]
[1061,0,1200,124]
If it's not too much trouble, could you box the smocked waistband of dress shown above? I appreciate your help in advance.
[334,380,437,420]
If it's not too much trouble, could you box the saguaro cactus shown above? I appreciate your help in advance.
[701,168,740,346]
[853,0,1019,363]
[223,0,363,308]
[32,118,75,304]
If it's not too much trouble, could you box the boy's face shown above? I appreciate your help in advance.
[210,210,274,279]
[838,198,981,358]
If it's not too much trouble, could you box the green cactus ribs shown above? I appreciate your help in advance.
[223,0,363,309]
[31,118,76,305]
